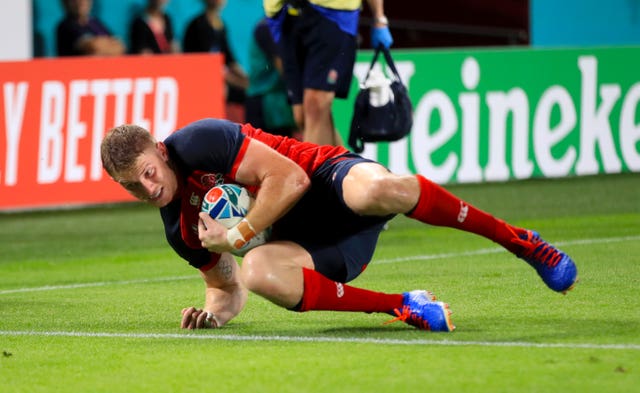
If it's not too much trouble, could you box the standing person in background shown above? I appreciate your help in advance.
[56,0,126,57]
[245,18,299,139]
[264,0,393,146]
[129,0,179,55]
[183,0,249,123]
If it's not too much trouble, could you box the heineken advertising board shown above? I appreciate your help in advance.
[333,46,640,184]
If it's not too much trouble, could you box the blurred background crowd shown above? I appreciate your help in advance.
[29,0,532,136]
[20,0,640,142]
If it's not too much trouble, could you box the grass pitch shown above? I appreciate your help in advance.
[1,173,639,392]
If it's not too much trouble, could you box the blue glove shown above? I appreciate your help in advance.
[371,26,393,49]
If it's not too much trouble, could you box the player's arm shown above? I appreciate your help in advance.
[180,252,248,329]
[234,138,310,235]
[198,137,310,253]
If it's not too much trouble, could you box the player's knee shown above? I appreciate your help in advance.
[351,177,394,214]
[351,176,414,215]
[238,254,265,292]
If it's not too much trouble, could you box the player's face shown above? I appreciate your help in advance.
[117,142,178,208]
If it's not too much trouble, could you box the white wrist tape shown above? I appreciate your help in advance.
[226,218,257,250]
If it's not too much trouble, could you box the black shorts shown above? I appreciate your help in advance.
[273,154,395,283]
[279,5,357,104]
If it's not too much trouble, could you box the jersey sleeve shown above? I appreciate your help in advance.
[161,199,221,271]
[164,118,245,176]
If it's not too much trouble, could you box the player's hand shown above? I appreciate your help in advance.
[371,26,393,50]
[198,212,232,253]
[180,306,219,329]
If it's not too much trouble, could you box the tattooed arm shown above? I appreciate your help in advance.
[180,253,248,329]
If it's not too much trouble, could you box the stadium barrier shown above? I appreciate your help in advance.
[334,46,640,183]
[0,54,224,211]
[2,46,640,211]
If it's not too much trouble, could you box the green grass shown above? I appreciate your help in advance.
[1,173,639,392]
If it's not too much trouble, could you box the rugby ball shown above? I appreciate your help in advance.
[200,184,270,256]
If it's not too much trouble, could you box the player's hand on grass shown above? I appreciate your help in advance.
[180,306,219,329]
[198,213,232,253]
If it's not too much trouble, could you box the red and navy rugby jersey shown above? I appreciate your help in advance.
[160,118,348,270]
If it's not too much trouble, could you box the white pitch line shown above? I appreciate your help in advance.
[1,330,638,351]
[0,275,197,295]
[1,234,638,296]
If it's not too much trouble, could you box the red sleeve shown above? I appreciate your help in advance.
[238,122,349,175]
[229,136,251,179]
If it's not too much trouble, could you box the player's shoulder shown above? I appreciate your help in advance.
[167,118,241,143]
[164,119,246,169]
[182,118,241,133]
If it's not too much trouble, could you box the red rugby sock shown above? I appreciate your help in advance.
[298,268,403,313]
[407,175,524,254]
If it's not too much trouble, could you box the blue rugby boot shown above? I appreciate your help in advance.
[513,230,578,293]
[385,290,455,332]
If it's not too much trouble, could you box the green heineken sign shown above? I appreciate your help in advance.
[334,46,640,184]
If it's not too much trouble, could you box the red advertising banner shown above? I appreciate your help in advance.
[0,54,225,210]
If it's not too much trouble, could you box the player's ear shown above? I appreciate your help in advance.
[156,141,168,161]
